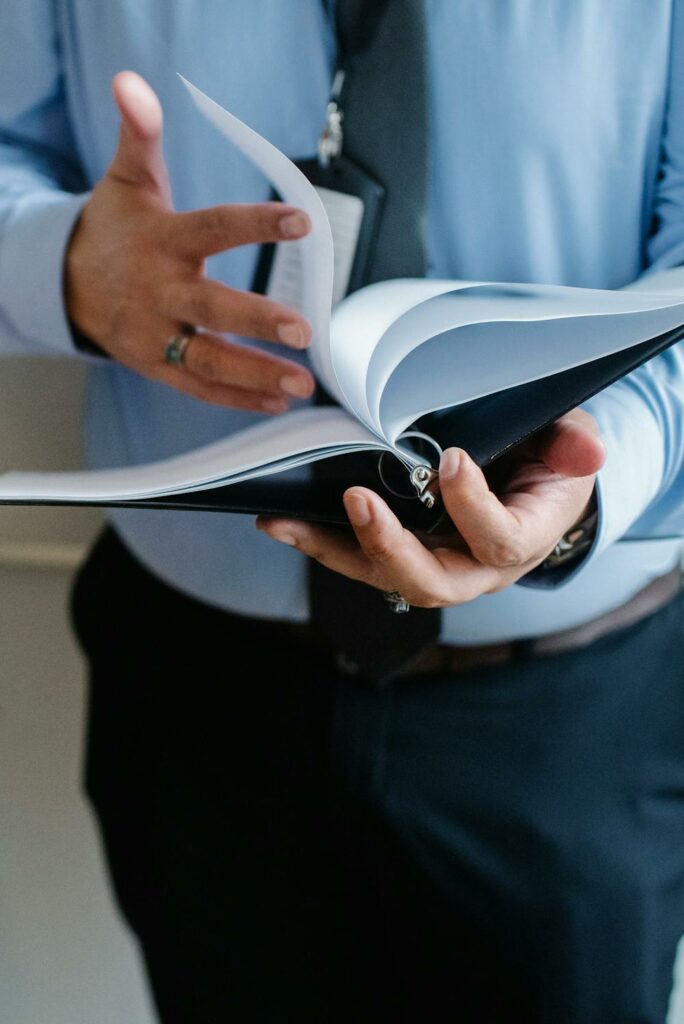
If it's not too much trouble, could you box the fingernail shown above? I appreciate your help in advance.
[440,448,461,479]
[345,493,371,527]
[280,374,313,399]
[262,397,289,414]
[277,322,308,348]
[270,530,298,547]
[257,517,298,544]
[279,212,310,238]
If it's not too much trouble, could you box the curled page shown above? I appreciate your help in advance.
[371,283,684,439]
[179,77,343,402]
[0,407,387,503]
[328,278,684,441]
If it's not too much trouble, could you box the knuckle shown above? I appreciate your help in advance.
[363,539,395,563]
[191,292,216,326]
[406,583,451,609]
[156,281,177,313]
[248,204,283,241]
[244,299,278,340]
[479,535,526,568]
[139,211,168,246]
[202,207,228,239]
[256,205,278,233]
[309,544,335,566]
[191,348,220,381]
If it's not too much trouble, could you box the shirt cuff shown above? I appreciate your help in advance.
[0,189,90,356]
[520,381,665,590]
[520,267,681,590]
[580,384,664,557]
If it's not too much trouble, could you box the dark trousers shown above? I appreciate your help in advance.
[71,528,684,1023]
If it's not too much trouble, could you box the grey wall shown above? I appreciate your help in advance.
[0,358,157,1024]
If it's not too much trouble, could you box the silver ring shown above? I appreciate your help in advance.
[384,590,411,614]
[164,329,195,367]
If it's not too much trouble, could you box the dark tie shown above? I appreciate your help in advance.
[309,0,441,682]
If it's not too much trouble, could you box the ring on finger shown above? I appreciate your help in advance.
[383,590,411,614]
[164,327,196,368]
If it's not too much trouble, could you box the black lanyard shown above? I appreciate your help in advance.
[319,0,392,165]
[323,0,391,96]
[330,0,391,69]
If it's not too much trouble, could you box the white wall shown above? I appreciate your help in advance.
[0,358,157,1024]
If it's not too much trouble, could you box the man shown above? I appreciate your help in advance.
[1,2,684,1021]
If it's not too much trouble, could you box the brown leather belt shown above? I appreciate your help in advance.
[392,566,682,680]
[255,567,681,680]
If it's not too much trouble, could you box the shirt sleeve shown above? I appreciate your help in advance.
[524,5,684,587]
[0,0,90,357]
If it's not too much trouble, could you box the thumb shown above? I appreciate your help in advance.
[537,410,606,478]
[109,71,171,201]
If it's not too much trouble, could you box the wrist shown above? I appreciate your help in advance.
[64,212,97,340]
[64,219,109,357]
[541,488,598,570]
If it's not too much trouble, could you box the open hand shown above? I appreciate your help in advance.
[257,409,606,607]
[66,71,314,412]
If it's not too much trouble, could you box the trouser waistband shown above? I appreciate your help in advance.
[391,565,682,680]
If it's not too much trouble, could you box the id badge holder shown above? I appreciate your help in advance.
[253,155,386,309]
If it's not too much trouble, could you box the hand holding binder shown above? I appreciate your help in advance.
[259,406,604,609]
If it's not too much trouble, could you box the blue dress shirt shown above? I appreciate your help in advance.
[1,0,683,642]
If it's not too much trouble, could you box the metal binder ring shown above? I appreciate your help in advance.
[384,590,411,614]
[399,430,444,463]
[377,431,444,500]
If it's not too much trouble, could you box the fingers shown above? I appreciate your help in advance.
[259,430,604,609]
[257,517,372,577]
[536,409,606,477]
[439,448,541,568]
[161,279,311,348]
[258,488,498,608]
[158,365,291,413]
[167,203,311,259]
[83,75,315,417]
[439,443,599,572]
[342,490,446,596]
[345,487,500,604]
[181,331,314,399]
[110,72,171,199]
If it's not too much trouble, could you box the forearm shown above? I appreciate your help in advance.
[520,267,684,589]
[0,0,90,358]
[579,268,684,560]
[0,158,89,357]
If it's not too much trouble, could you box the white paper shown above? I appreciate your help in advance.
[324,278,684,438]
[177,83,684,448]
[179,78,345,403]
[267,187,364,311]
[0,407,388,503]
[367,283,684,439]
